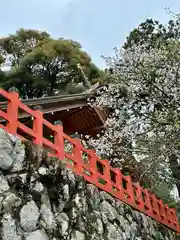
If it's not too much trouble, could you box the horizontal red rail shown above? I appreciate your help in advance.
[0,88,179,233]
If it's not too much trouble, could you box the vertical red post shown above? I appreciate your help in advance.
[158,199,167,224]
[72,138,83,175]
[134,183,144,209]
[88,150,98,184]
[33,110,43,146]
[165,204,174,228]
[103,160,112,192]
[168,208,179,230]
[144,189,153,216]
[6,91,19,134]
[114,168,124,199]
[151,194,161,221]
[125,175,135,205]
[54,121,64,161]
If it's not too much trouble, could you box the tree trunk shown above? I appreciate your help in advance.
[169,154,180,197]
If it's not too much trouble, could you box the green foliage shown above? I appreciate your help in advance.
[89,12,180,203]
[123,18,180,50]
[98,178,106,185]
[0,28,102,98]
[153,182,174,204]
[121,14,180,199]
[0,28,50,66]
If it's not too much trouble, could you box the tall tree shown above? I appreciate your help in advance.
[123,17,180,49]
[122,14,180,197]
[88,37,180,197]
[0,29,101,98]
[0,55,6,88]
[0,28,50,67]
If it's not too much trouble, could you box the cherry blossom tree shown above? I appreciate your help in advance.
[87,41,180,197]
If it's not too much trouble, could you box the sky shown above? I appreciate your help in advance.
[0,0,180,68]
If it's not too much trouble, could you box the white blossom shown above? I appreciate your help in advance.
[85,41,180,194]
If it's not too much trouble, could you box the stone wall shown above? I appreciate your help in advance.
[0,129,178,240]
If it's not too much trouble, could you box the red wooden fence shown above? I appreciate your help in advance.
[0,88,179,233]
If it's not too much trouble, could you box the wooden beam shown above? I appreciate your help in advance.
[93,106,107,125]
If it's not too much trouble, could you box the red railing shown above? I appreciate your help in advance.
[0,88,179,233]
